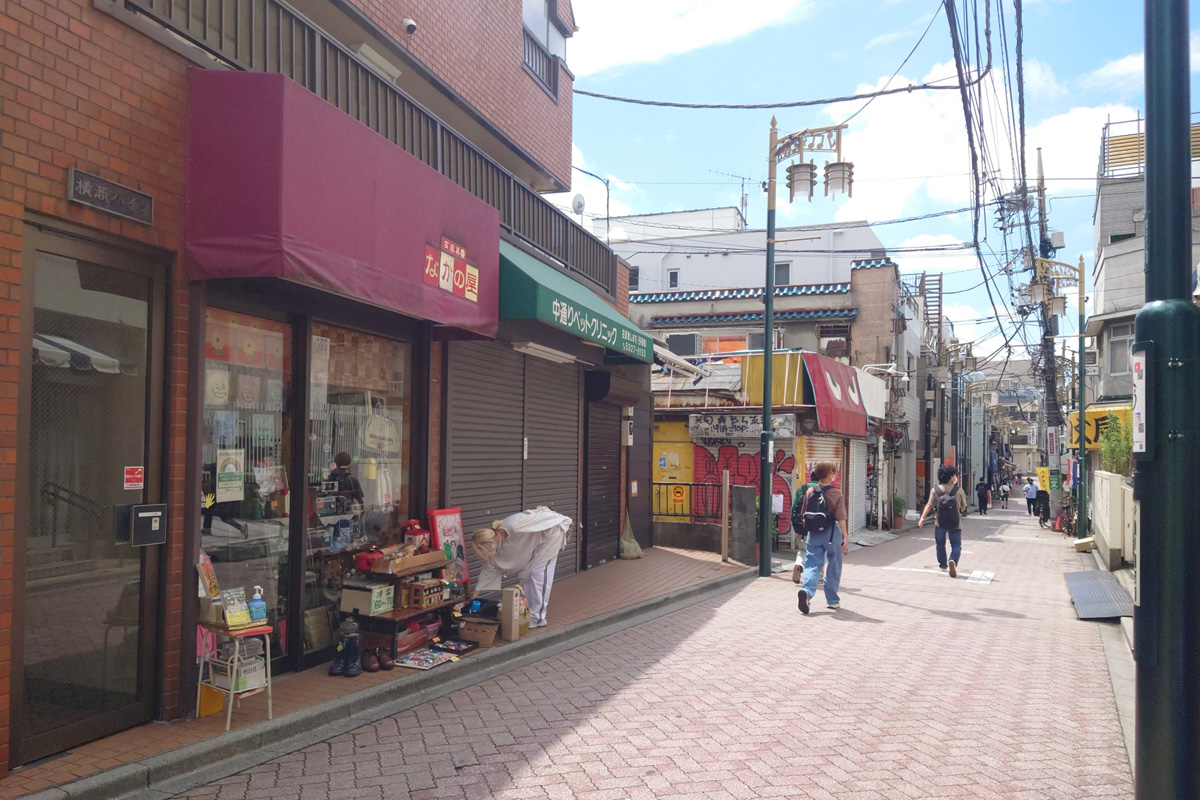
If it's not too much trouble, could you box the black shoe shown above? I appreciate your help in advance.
[342,632,363,677]
[328,643,347,676]
[798,590,810,615]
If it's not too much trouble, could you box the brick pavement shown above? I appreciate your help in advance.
[172,508,1133,800]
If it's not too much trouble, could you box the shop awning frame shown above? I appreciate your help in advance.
[801,352,869,438]
[499,241,653,364]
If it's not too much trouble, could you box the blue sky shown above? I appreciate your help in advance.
[553,0,1200,362]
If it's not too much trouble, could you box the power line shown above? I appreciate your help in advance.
[572,70,990,111]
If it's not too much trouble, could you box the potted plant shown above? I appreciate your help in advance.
[892,494,907,530]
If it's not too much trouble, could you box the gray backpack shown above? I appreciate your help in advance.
[934,486,961,529]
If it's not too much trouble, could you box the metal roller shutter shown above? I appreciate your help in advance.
[585,402,622,569]
[523,357,582,579]
[849,439,868,534]
[447,341,525,584]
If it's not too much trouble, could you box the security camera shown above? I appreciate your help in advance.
[403,17,417,35]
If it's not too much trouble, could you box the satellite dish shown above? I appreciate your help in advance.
[571,194,586,215]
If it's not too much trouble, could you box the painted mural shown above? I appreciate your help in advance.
[692,438,795,534]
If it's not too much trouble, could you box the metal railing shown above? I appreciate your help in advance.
[1099,114,1200,180]
[522,27,558,97]
[652,482,725,522]
[126,0,615,295]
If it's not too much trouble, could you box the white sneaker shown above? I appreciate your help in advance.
[532,619,548,628]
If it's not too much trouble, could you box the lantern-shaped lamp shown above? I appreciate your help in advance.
[1028,280,1049,305]
[1049,296,1067,317]
[786,161,817,202]
[824,161,854,197]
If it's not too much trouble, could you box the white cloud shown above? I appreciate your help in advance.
[896,233,978,273]
[1026,103,1139,194]
[567,0,814,78]
[1077,31,1200,94]
[1024,58,1066,100]
[866,30,908,50]
[545,144,635,234]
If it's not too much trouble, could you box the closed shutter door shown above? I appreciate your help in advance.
[849,439,868,534]
[523,357,582,579]
[447,341,526,584]
[585,402,622,569]
[801,435,844,481]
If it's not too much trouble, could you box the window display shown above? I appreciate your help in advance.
[201,309,292,661]
[303,324,413,654]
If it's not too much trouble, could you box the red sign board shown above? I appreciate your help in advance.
[124,466,145,491]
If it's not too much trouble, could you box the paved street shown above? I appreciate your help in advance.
[176,506,1132,800]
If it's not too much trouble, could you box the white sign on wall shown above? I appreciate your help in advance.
[1131,350,1147,454]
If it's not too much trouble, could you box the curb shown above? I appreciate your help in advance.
[23,566,757,800]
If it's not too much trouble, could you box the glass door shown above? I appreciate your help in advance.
[14,234,165,765]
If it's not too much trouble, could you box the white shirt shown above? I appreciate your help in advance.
[475,507,572,592]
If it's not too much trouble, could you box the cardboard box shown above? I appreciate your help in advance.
[340,582,396,616]
[211,656,266,693]
[500,587,521,642]
[371,550,447,574]
[409,579,443,610]
[1074,537,1096,552]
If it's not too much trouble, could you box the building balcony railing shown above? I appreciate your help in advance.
[1098,113,1200,181]
[124,0,615,296]
[522,27,559,98]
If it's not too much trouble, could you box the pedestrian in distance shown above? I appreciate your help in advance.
[1024,478,1039,516]
[918,464,968,577]
[795,460,849,614]
[975,478,990,516]
[999,481,1010,509]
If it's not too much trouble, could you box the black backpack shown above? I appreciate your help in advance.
[799,485,834,534]
[934,485,961,530]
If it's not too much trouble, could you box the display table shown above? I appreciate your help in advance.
[196,621,274,731]
[350,599,459,659]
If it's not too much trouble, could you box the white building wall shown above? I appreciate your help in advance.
[598,207,746,243]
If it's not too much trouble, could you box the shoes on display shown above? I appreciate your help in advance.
[362,648,380,672]
[798,590,810,615]
[328,644,347,676]
[376,647,395,670]
[342,632,363,678]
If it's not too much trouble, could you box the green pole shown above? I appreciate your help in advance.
[1077,265,1087,538]
[759,119,779,579]
[1135,0,1200,796]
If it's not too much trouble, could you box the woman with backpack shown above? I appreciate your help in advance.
[795,460,849,614]
[917,464,969,577]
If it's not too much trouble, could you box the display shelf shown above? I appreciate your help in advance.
[356,598,458,624]
[384,556,450,580]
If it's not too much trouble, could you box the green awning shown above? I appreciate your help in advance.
[499,241,652,363]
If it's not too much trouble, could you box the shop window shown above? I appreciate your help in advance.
[201,310,292,662]
[775,262,791,286]
[628,266,639,292]
[303,324,412,655]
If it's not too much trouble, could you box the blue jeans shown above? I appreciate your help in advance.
[935,526,962,569]
[802,523,843,605]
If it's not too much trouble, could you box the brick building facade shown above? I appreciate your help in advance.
[0,0,650,776]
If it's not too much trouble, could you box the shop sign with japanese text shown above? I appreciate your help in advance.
[424,237,480,302]
[68,168,153,224]
[544,297,650,361]
[688,413,796,440]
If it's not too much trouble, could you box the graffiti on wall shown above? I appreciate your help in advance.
[692,439,795,534]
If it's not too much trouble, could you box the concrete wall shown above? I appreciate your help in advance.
[615,225,886,294]
[600,208,747,242]
[849,264,900,367]
[650,483,756,565]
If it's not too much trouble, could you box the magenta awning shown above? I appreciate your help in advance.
[185,71,500,338]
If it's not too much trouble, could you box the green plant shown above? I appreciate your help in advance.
[1099,414,1133,477]
[892,494,908,517]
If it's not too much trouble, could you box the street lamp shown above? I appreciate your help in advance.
[572,165,610,245]
[759,118,852,577]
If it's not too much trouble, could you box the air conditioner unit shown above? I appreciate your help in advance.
[1084,349,1098,366]
[666,332,702,357]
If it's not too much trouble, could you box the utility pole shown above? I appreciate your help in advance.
[1135,0,1200,796]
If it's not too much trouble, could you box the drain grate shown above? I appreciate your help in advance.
[1064,570,1134,619]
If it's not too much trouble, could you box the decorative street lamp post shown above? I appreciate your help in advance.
[759,119,853,577]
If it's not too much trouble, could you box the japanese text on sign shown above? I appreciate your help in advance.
[68,168,153,224]
[688,414,796,440]
[424,238,479,303]
[549,298,650,360]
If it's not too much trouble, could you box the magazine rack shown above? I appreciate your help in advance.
[196,621,274,731]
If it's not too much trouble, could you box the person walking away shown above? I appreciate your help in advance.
[1023,478,1038,516]
[791,469,818,584]
[918,464,968,577]
[796,461,849,614]
[999,481,1010,509]
[975,478,990,516]
[472,507,572,628]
